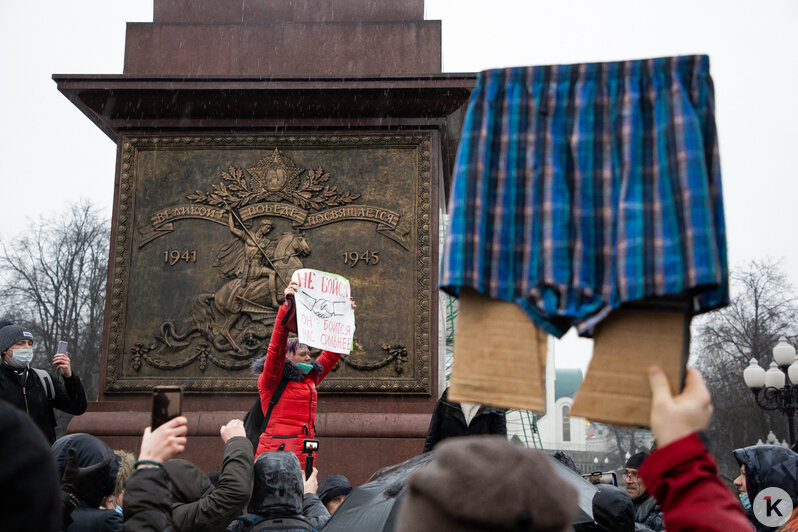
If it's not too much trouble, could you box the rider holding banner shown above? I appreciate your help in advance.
[252,280,353,469]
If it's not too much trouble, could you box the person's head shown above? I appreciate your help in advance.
[103,450,135,511]
[286,338,311,365]
[318,474,352,515]
[51,433,120,507]
[575,484,635,532]
[258,220,273,236]
[733,464,747,494]
[623,452,649,499]
[395,436,578,532]
[733,444,798,515]
[0,324,35,368]
[0,399,62,532]
[249,451,304,516]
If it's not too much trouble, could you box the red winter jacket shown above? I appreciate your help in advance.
[640,432,752,532]
[255,304,340,467]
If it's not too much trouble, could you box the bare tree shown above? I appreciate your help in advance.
[693,259,798,476]
[0,200,109,408]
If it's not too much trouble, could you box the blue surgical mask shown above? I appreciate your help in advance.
[9,348,34,368]
[740,493,751,512]
[114,505,123,516]
[296,362,313,374]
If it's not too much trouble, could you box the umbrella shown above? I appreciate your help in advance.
[321,452,434,532]
[547,456,597,525]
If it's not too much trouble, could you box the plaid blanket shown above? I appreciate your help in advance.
[441,55,727,337]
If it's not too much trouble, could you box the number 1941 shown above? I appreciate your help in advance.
[343,250,380,267]
[164,249,197,265]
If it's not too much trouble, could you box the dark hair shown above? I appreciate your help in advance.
[286,338,308,356]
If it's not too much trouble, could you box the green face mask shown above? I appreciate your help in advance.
[296,362,313,374]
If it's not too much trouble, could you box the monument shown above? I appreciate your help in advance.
[56,0,475,481]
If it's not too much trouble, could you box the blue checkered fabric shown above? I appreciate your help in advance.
[441,55,728,338]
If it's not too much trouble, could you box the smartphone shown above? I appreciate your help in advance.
[302,439,319,480]
[582,472,617,486]
[151,385,182,430]
[57,341,68,355]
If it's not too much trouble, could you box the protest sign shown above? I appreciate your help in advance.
[292,268,356,355]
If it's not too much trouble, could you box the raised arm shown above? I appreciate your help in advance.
[257,303,289,403]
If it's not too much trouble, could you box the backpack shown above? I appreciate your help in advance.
[233,513,315,532]
[243,377,289,451]
[32,368,55,400]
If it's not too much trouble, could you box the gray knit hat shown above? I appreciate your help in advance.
[395,436,578,532]
[0,324,34,355]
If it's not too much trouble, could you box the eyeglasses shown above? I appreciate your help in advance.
[623,470,640,480]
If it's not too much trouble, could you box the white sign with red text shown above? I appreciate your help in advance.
[292,268,355,355]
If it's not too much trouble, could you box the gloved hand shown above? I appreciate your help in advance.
[61,448,113,500]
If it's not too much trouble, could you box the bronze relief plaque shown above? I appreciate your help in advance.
[106,134,433,393]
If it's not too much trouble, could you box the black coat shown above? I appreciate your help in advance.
[0,361,87,444]
[423,387,507,453]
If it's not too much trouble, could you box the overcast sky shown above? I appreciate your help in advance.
[1,0,796,369]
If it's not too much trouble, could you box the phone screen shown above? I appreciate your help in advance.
[151,386,182,430]
[582,472,617,486]
[57,341,68,355]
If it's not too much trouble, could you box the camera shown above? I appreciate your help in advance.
[582,471,618,486]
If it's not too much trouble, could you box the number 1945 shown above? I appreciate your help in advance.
[343,250,380,267]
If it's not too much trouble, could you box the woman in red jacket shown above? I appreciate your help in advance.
[253,281,349,468]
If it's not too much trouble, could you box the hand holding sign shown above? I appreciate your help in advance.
[292,269,356,355]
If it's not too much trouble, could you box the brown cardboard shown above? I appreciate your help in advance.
[449,288,547,412]
[571,308,688,427]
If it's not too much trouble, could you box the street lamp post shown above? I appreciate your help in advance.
[743,337,798,445]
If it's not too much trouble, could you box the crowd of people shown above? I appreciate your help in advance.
[2,285,797,531]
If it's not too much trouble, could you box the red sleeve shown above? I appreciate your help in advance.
[311,350,342,385]
[258,304,289,406]
[639,432,752,532]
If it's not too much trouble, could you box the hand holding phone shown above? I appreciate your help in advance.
[152,386,183,430]
[53,340,72,377]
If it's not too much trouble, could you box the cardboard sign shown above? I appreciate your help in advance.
[292,269,355,354]
[449,288,548,412]
[571,308,688,427]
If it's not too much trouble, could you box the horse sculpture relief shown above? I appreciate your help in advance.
[155,217,311,354]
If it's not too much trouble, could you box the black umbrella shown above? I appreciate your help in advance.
[321,452,434,532]
[547,456,597,525]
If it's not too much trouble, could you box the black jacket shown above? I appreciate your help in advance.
[0,361,87,444]
[423,387,507,453]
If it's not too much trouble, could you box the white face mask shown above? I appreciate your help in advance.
[8,348,34,368]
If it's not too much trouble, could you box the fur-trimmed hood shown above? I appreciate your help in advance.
[251,356,323,382]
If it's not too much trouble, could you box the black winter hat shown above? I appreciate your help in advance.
[0,324,34,354]
[625,452,648,470]
[318,474,352,505]
[51,433,120,508]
